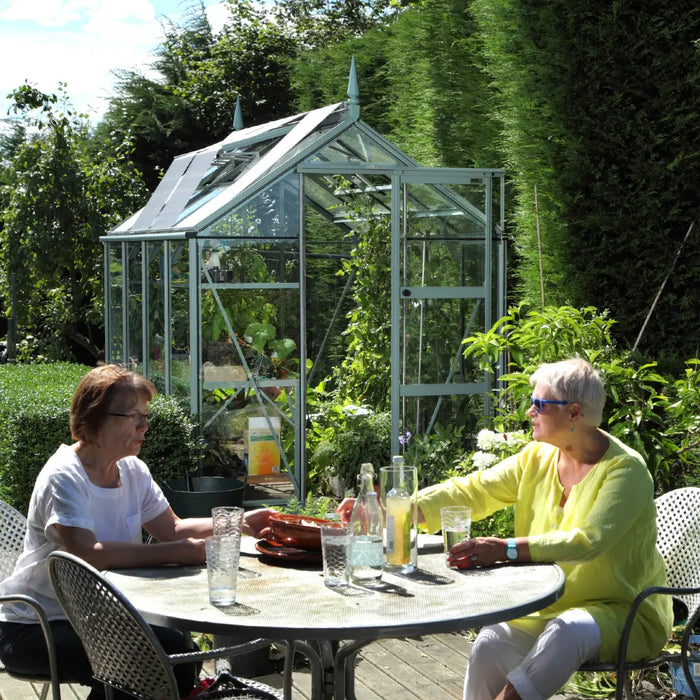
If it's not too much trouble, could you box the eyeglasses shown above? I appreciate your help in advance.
[530,396,572,414]
[107,411,151,426]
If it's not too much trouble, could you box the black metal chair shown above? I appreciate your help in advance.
[47,550,286,699]
[579,486,700,699]
[0,498,61,700]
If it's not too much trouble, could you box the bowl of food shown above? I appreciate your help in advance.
[268,513,342,551]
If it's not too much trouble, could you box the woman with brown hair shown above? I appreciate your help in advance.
[0,364,275,699]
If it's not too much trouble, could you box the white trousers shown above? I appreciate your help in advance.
[463,608,602,700]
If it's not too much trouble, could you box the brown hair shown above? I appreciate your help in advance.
[70,365,156,444]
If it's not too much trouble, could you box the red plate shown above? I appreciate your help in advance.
[255,538,323,563]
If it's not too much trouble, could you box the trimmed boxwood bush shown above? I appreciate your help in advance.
[0,363,202,513]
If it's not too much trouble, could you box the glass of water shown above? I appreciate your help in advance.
[320,523,351,588]
[205,535,241,606]
[440,506,472,568]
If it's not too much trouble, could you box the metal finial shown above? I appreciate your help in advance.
[347,56,360,121]
[233,97,244,130]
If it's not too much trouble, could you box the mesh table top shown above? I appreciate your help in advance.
[106,536,564,641]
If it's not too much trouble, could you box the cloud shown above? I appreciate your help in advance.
[0,1,227,122]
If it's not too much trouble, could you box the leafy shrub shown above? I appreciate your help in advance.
[0,363,89,511]
[0,363,204,512]
[463,303,700,492]
[138,393,205,485]
[307,398,392,495]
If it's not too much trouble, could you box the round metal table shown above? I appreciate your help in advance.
[106,536,564,699]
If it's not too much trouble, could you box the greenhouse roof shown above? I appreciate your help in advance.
[109,97,426,237]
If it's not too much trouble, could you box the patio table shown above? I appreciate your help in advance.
[105,536,564,700]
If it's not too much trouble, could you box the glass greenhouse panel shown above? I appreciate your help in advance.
[107,244,124,365]
[401,393,487,456]
[305,238,356,383]
[401,298,486,385]
[170,243,191,401]
[146,242,165,379]
[201,174,300,240]
[126,243,144,370]
[312,126,401,165]
[200,385,297,481]
[201,288,300,382]
[403,183,488,239]
[403,239,486,288]
[199,240,300,285]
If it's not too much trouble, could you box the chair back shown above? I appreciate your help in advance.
[47,551,180,700]
[655,487,700,618]
[0,499,27,580]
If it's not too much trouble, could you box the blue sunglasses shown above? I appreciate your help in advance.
[530,396,572,413]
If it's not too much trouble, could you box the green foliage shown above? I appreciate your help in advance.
[292,0,700,359]
[0,85,147,363]
[306,384,392,494]
[403,422,469,486]
[95,1,297,191]
[463,303,700,491]
[0,363,88,511]
[469,0,700,356]
[334,196,392,409]
[292,0,503,170]
[0,364,205,512]
[277,493,338,518]
[138,393,206,485]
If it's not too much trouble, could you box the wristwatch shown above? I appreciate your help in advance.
[505,538,518,561]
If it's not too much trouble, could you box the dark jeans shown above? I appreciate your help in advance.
[0,619,199,699]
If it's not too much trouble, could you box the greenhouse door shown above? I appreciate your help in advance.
[390,169,507,457]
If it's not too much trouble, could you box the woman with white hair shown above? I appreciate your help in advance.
[416,358,673,700]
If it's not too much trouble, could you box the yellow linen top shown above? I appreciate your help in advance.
[417,432,673,662]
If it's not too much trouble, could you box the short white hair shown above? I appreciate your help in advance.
[529,358,605,426]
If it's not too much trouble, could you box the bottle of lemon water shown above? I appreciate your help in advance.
[382,456,417,573]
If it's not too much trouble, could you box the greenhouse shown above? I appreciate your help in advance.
[101,62,507,505]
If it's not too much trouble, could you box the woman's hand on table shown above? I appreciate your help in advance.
[242,508,278,539]
[449,537,507,569]
[449,536,531,569]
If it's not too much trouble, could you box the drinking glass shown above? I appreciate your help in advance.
[440,506,472,568]
[320,523,351,588]
[206,535,241,606]
[212,506,244,537]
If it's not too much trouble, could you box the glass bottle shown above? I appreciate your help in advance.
[349,462,383,583]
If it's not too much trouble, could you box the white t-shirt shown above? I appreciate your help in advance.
[0,444,170,622]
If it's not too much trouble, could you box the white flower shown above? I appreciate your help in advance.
[504,430,528,448]
[477,428,528,452]
[471,451,499,470]
[476,429,498,451]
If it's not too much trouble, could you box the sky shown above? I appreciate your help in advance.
[0,0,230,124]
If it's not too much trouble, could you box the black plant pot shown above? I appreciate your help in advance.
[161,476,246,518]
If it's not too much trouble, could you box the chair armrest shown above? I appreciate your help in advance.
[167,637,273,666]
[616,584,700,684]
[0,594,61,700]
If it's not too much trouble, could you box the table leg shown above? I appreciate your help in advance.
[282,640,294,700]
[334,639,374,700]
[291,641,325,700]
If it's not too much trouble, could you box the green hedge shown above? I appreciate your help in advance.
[291,0,700,357]
[0,363,202,513]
